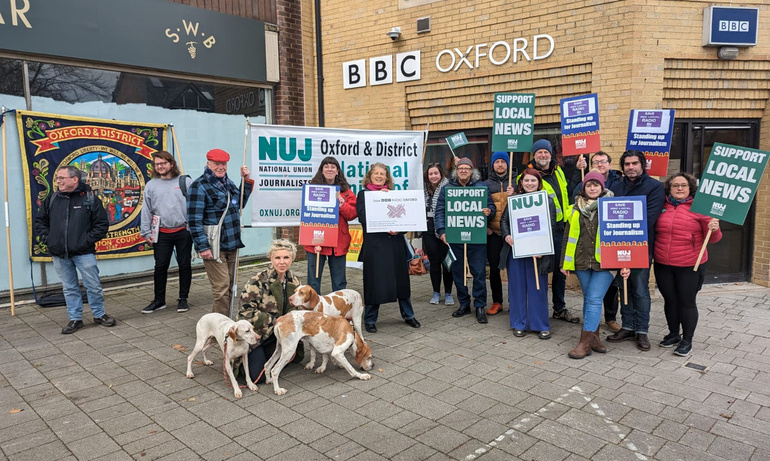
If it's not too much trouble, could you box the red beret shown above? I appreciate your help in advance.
[206,149,230,162]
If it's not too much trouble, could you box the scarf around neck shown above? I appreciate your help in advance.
[366,183,388,191]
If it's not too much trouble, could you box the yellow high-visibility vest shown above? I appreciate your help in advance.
[518,167,569,222]
[562,208,601,271]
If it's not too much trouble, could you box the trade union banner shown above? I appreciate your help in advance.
[625,109,675,177]
[507,191,554,258]
[443,186,487,244]
[560,94,600,157]
[598,196,649,269]
[298,184,339,247]
[491,93,535,153]
[690,143,770,225]
[16,110,167,261]
[251,124,425,227]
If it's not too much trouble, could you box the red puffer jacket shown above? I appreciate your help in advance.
[303,188,358,256]
[654,198,722,267]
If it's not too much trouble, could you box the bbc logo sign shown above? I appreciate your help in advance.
[343,51,421,89]
[718,20,750,32]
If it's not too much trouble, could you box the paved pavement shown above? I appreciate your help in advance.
[1,262,769,461]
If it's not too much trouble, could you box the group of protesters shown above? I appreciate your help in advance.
[37,141,720,370]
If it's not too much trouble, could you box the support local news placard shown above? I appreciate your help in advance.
[492,93,535,152]
[299,184,339,247]
[362,190,427,233]
[444,186,487,244]
[598,196,649,268]
[560,94,600,156]
[690,143,770,225]
[507,191,554,258]
[626,109,675,177]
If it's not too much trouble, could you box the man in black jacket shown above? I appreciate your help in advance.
[35,165,116,334]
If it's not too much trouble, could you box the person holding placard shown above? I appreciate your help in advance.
[357,163,421,333]
[423,163,455,306]
[654,172,722,357]
[304,157,357,293]
[561,171,630,359]
[484,152,515,316]
[606,150,665,351]
[435,157,495,324]
[499,169,555,339]
[522,139,580,324]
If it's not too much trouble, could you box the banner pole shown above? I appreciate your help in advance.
[533,257,540,290]
[581,155,585,181]
[623,271,628,306]
[315,249,320,279]
[693,229,712,272]
[463,243,468,287]
[2,108,16,316]
[170,123,185,175]
[228,117,250,319]
[508,152,513,188]
[420,124,430,164]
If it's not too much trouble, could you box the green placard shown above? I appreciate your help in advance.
[444,186,487,244]
[446,132,468,150]
[690,143,770,225]
[492,92,535,152]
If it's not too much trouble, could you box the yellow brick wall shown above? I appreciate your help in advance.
[300,0,770,284]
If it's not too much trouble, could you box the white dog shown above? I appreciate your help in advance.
[186,313,260,399]
[264,310,373,395]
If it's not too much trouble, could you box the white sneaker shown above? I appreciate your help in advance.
[444,293,455,305]
[430,292,440,304]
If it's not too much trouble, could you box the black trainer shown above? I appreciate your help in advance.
[659,332,681,348]
[674,339,692,357]
[142,299,166,314]
[94,314,116,327]
[61,320,84,334]
[177,298,189,313]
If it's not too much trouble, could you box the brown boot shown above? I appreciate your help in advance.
[568,330,594,359]
[591,328,607,353]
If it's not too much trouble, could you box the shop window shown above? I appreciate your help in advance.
[0,57,26,97]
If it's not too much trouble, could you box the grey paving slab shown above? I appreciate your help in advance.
[2,263,770,460]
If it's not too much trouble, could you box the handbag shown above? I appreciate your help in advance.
[193,191,230,263]
[408,255,427,276]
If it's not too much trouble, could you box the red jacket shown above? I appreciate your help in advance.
[654,198,722,267]
[303,188,357,256]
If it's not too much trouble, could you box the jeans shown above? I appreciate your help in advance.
[423,230,453,294]
[619,267,652,334]
[306,252,348,293]
[507,254,549,331]
[575,269,615,332]
[52,254,105,321]
[551,229,566,312]
[203,249,237,317]
[153,229,192,301]
[364,298,415,324]
[449,243,487,308]
[487,233,504,304]
[654,263,705,340]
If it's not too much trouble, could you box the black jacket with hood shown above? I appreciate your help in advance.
[34,181,109,258]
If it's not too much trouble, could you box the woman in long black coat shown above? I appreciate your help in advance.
[356,162,421,333]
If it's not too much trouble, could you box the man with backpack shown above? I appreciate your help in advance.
[140,150,193,314]
[34,165,116,334]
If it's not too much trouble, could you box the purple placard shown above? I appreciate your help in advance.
[308,186,331,202]
[517,215,541,233]
[636,111,663,128]
[567,100,590,117]
[605,202,636,221]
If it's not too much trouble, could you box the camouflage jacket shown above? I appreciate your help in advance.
[237,268,300,341]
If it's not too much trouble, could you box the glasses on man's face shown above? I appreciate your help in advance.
[55,176,73,181]
[591,160,609,166]
[670,183,689,189]
[457,167,472,172]
[154,161,169,167]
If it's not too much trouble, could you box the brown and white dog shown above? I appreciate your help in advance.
[289,285,364,339]
[264,310,373,395]
[186,313,260,399]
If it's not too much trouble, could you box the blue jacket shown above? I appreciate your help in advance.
[434,169,495,240]
[609,171,665,259]
[187,168,254,252]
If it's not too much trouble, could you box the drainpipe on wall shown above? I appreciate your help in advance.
[315,0,325,127]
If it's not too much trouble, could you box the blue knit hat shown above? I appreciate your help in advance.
[531,139,553,155]
[491,151,509,167]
